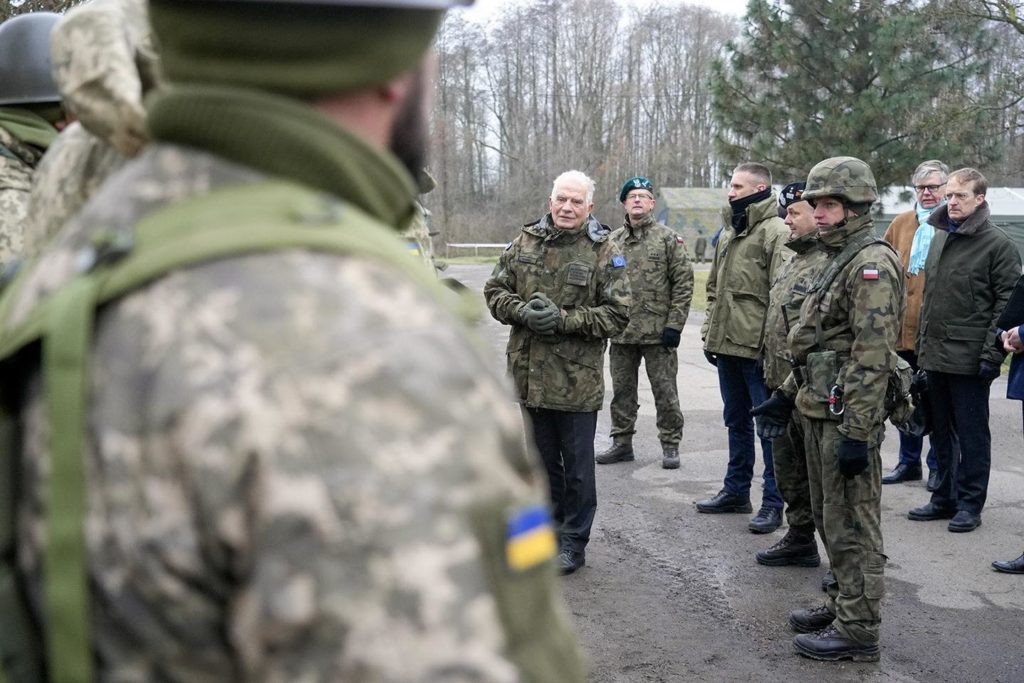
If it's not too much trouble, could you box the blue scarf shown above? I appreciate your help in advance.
[908,202,942,275]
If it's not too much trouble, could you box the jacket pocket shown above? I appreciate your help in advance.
[724,290,767,349]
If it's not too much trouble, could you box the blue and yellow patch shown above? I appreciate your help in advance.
[611,255,627,268]
[406,241,421,256]
[505,505,557,572]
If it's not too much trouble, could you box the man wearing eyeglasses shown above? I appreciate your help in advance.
[908,168,1021,533]
[596,176,693,470]
[485,170,631,575]
[880,160,948,490]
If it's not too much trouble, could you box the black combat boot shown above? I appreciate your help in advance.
[661,445,679,469]
[792,625,880,662]
[788,604,835,633]
[596,439,634,464]
[756,526,820,567]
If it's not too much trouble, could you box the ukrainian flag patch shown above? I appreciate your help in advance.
[505,505,557,572]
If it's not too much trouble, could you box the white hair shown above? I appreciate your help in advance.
[912,160,949,185]
[551,170,595,204]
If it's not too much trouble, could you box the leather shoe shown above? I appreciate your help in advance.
[992,552,1024,574]
[907,502,956,521]
[596,441,634,464]
[882,462,921,484]
[948,510,981,533]
[748,507,783,534]
[793,625,880,662]
[696,489,752,514]
[789,604,835,633]
[756,527,820,567]
[558,549,585,575]
[821,569,836,592]
[926,470,939,492]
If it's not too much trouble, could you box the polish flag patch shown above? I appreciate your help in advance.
[862,268,880,280]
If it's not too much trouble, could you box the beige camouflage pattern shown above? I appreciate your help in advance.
[0,125,46,264]
[49,0,157,157]
[701,193,791,359]
[484,214,631,412]
[9,144,583,682]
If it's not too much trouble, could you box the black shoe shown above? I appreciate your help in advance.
[789,604,835,633]
[992,552,1024,574]
[661,446,680,470]
[907,502,956,521]
[756,527,820,567]
[821,569,836,592]
[596,441,634,464]
[882,463,922,484]
[948,510,981,533]
[926,470,939,492]
[558,549,585,575]
[748,507,783,534]
[696,490,752,514]
[793,625,880,662]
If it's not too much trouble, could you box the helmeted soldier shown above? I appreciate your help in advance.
[596,175,693,469]
[0,1,584,680]
[752,156,903,662]
[484,169,631,575]
[0,11,65,264]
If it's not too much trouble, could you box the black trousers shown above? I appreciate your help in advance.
[525,407,598,553]
[927,371,992,514]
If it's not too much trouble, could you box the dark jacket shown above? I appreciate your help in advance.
[998,274,1024,400]
[917,202,1022,375]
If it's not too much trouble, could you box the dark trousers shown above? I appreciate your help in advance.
[927,371,992,514]
[896,351,938,471]
[717,354,782,509]
[526,407,598,553]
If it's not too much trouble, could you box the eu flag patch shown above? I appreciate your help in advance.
[611,255,627,268]
[506,505,557,572]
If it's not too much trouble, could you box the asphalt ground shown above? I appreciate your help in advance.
[448,263,1024,683]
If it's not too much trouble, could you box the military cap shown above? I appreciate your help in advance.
[619,176,655,203]
[778,181,806,209]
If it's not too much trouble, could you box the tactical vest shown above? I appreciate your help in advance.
[0,180,477,683]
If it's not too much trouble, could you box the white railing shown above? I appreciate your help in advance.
[445,243,508,258]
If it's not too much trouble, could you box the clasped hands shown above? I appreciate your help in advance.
[1000,326,1023,354]
[522,293,561,335]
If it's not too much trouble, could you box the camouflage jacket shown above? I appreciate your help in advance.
[762,234,826,391]
[0,125,45,264]
[701,193,791,359]
[784,215,904,440]
[484,214,631,412]
[4,95,582,681]
[609,213,693,345]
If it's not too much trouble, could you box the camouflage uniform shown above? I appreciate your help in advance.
[3,85,583,683]
[607,212,693,447]
[484,213,630,555]
[0,124,46,262]
[783,214,903,646]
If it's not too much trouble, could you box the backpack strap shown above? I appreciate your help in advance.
[0,179,469,683]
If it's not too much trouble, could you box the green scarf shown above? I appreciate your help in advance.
[0,107,58,150]
[146,84,419,229]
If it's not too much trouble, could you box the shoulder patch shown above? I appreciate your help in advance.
[506,505,557,572]
[862,263,880,280]
[611,255,627,268]
[675,235,685,245]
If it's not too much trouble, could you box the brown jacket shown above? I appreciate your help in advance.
[882,210,926,352]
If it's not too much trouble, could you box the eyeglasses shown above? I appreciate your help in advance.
[552,195,586,208]
[625,192,654,202]
[914,183,946,193]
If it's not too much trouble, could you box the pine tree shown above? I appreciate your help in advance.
[711,0,1006,188]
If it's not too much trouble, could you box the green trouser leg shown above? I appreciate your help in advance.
[774,412,814,530]
[608,344,642,440]
[803,416,886,645]
[641,344,684,447]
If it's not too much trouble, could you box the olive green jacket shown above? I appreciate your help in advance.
[701,194,791,359]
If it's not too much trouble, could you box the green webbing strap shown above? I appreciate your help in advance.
[42,276,98,683]
[810,232,893,347]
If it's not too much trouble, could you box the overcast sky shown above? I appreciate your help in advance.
[455,0,749,21]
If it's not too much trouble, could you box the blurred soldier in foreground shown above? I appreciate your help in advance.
[22,0,159,257]
[485,170,630,575]
[752,156,902,662]
[597,175,692,469]
[0,0,583,680]
[0,12,64,264]
[754,182,827,570]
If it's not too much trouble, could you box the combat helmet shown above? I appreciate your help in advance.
[801,156,878,207]
[0,12,61,106]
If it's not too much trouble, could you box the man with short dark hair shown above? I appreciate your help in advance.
[908,167,1021,533]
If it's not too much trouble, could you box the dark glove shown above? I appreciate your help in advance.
[703,350,718,367]
[749,391,794,440]
[910,369,928,396]
[661,327,681,349]
[522,297,559,335]
[978,360,1001,383]
[837,437,868,479]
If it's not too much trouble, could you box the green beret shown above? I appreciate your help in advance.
[149,0,443,97]
[619,176,654,203]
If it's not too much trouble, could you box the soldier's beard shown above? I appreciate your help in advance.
[389,69,428,181]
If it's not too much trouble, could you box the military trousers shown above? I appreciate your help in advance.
[607,343,683,446]
[773,410,814,530]
[803,416,886,645]
[525,407,598,554]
